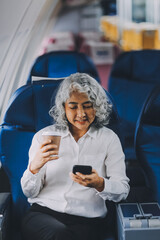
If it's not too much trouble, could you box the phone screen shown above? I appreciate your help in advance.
[72,165,92,175]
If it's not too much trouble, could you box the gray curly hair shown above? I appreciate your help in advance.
[49,73,112,129]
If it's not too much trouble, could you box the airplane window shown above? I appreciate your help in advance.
[0,0,60,122]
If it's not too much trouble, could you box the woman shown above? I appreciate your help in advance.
[21,72,130,240]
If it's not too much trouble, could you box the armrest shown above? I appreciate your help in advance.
[0,192,11,214]
[0,192,12,240]
[0,168,10,192]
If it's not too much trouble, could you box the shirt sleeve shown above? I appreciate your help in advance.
[21,132,46,198]
[97,133,130,202]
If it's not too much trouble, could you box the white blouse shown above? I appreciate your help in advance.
[21,125,130,218]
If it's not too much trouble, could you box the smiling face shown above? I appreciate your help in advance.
[65,91,96,137]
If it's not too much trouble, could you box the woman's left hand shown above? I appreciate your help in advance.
[70,169,104,192]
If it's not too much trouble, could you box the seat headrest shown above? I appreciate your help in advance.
[138,85,160,126]
[27,51,100,84]
[110,50,160,83]
[2,79,64,132]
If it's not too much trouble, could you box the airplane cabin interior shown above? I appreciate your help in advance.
[0,0,160,240]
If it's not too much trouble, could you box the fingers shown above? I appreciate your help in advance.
[41,141,58,151]
[69,169,103,191]
[75,172,92,181]
[70,172,86,181]
[42,150,59,157]
[39,141,59,162]
[91,169,97,174]
[70,172,93,188]
[39,143,59,162]
[40,140,59,157]
[41,148,59,164]
[75,169,97,179]
[40,139,52,148]
[42,154,59,162]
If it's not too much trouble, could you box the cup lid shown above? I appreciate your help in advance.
[42,131,61,136]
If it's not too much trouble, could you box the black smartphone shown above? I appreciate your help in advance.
[72,165,92,175]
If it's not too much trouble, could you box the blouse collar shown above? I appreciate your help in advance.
[62,125,97,139]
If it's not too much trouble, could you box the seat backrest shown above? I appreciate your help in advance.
[0,78,120,239]
[0,79,64,239]
[27,51,100,84]
[108,50,160,161]
[135,85,160,204]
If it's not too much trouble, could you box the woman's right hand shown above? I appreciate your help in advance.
[29,139,59,174]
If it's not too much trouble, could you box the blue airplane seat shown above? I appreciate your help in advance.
[108,50,160,162]
[0,78,120,240]
[27,51,100,84]
[135,85,160,204]
[0,79,64,240]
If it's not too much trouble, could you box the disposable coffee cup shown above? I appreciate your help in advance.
[42,132,61,153]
